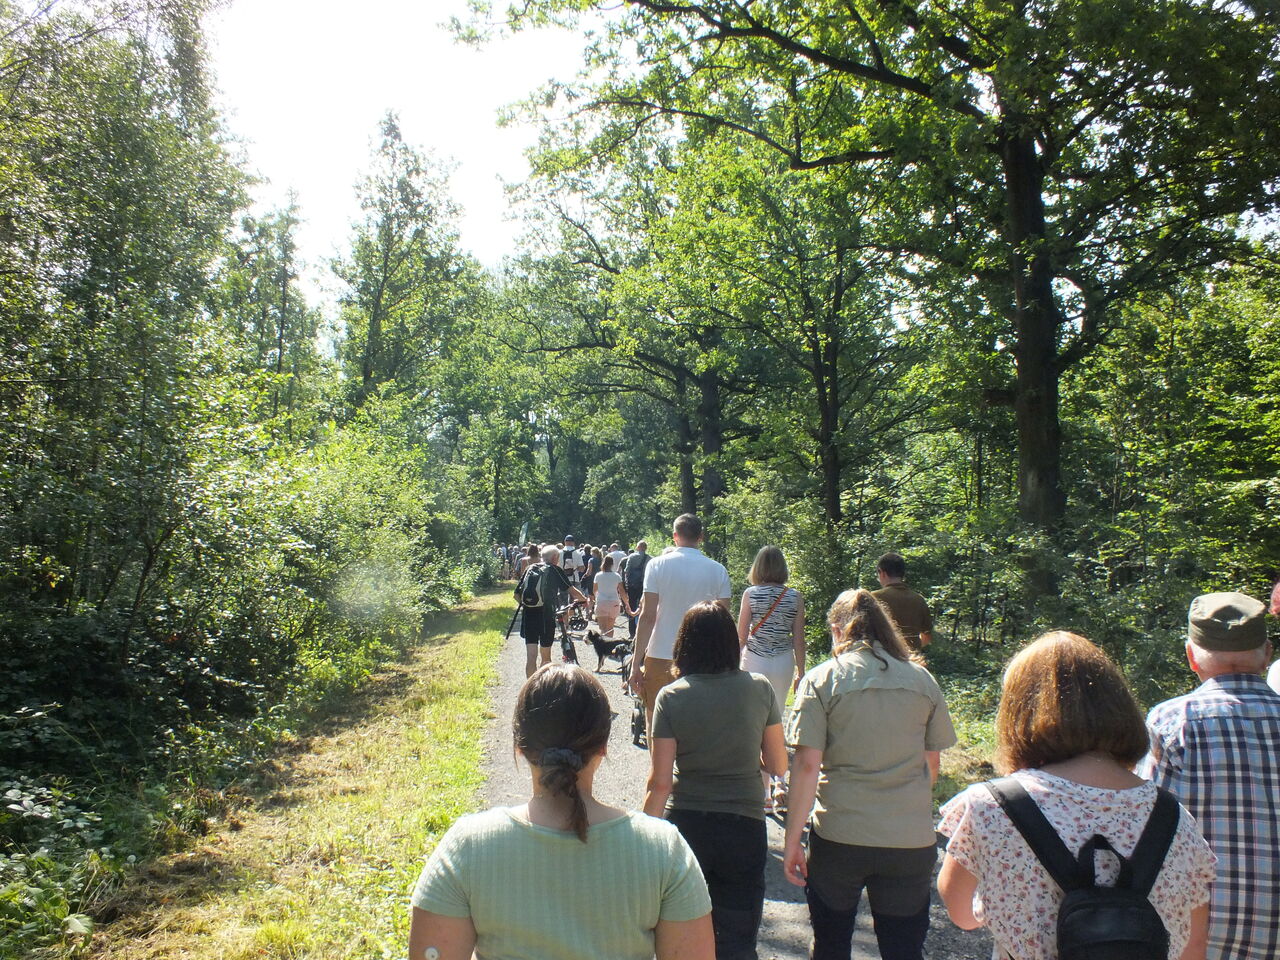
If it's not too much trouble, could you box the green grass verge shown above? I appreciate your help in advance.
[932,672,1000,810]
[88,589,511,960]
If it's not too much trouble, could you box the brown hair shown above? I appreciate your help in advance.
[748,545,789,586]
[877,552,906,579]
[828,589,917,666]
[602,554,614,572]
[513,664,612,842]
[672,602,740,676]
[995,631,1150,775]
[673,513,702,541]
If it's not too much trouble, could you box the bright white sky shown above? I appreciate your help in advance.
[207,0,589,306]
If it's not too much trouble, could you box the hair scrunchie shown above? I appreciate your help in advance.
[540,747,584,771]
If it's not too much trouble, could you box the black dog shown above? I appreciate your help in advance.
[586,627,628,673]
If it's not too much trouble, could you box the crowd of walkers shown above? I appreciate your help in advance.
[424,515,1280,960]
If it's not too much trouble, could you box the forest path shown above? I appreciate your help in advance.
[483,606,992,960]
[88,589,511,960]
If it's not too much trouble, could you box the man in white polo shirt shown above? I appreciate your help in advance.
[627,513,732,730]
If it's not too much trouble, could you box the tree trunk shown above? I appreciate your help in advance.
[696,365,724,538]
[675,371,698,515]
[810,258,845,527]
[676,412,698,516]
[1000,124,1066,597]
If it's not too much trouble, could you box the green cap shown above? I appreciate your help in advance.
[1188,592,1267,651]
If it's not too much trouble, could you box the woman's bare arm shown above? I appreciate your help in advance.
[760,723,788,778]
[791,593,806,690]
[655,914,715,960]
[407,907,477,960]
[936,853,981,930]
[643,737,677,817]
[782,746,822,886]
[737,590,752,647]
[1179,903,1208,960]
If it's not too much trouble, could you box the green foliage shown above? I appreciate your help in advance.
[0,8,499,957]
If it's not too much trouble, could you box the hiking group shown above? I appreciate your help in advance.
[415,514,1280,960]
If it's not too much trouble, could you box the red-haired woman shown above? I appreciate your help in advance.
[936,632,1215,960]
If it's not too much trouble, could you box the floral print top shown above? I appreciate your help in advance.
[937,768,1216,960]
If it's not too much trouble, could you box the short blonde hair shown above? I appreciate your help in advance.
[748,545,789,586]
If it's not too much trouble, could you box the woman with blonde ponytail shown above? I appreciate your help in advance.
[782,589,957,960]
[408,664,713,960]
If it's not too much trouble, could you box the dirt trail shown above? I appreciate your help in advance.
[482,608,993,960]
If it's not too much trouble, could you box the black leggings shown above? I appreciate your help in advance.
[668,808,767,960]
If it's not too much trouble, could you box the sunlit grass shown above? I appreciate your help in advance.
[933,672,1000,808]
[91,589,511,959]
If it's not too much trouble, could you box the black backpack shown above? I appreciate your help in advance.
[984,777,1180,960]
[516,563,548,610]
[622,552,649,591]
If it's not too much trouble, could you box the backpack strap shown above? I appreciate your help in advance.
[985,777,1082,893]
[1075,834,1134,888]
[1126,786,1180,897]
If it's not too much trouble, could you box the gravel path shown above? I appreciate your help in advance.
[481,607,992,960]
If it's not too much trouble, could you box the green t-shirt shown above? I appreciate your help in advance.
[652,670,782,820]
[410,807,710,960]
[787,646,957,848]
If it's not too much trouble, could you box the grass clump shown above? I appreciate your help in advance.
[33,589,508,960]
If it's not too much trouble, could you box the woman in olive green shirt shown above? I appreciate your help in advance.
[782,589,956,960]
[645,602,788,960]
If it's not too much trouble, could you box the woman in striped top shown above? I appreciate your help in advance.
[736,546,806,712]
[737,546,805,811]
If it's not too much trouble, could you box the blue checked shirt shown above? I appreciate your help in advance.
[1138,674,1280,960]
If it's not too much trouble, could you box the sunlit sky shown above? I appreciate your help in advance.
[207,0,588,306]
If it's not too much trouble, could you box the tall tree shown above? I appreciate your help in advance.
[502,0,1280,592]
[335,113,468,408]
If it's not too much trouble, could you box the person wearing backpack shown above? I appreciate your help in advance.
[516,545,588,678]
[620,540,650,637]
[937,632,1215,960]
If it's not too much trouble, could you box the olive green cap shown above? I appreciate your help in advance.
[1188,592,1267,651]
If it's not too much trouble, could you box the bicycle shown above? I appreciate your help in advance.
[554,602,588,665]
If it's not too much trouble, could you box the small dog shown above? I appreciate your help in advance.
[586,627,629,673]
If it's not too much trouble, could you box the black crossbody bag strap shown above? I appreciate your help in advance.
[985,777,1082,892]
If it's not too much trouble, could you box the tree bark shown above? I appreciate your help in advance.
[696,364,724,530]
[675,371,698,515]
[1000,123,1066,596]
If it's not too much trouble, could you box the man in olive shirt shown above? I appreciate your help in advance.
[872,552,933,652]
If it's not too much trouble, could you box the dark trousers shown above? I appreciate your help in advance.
[668,808,767,960]
[804,830,934,960]
[625,585,642,636]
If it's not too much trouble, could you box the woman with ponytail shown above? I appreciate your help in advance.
[782,589,957,960]
[408,664,714,960]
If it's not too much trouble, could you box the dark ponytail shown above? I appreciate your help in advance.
[513,665,612,842]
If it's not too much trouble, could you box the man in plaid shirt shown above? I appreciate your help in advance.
[1139,592,1280,960]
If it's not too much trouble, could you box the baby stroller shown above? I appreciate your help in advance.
[554,604,580,665]
[619,646,646,747]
